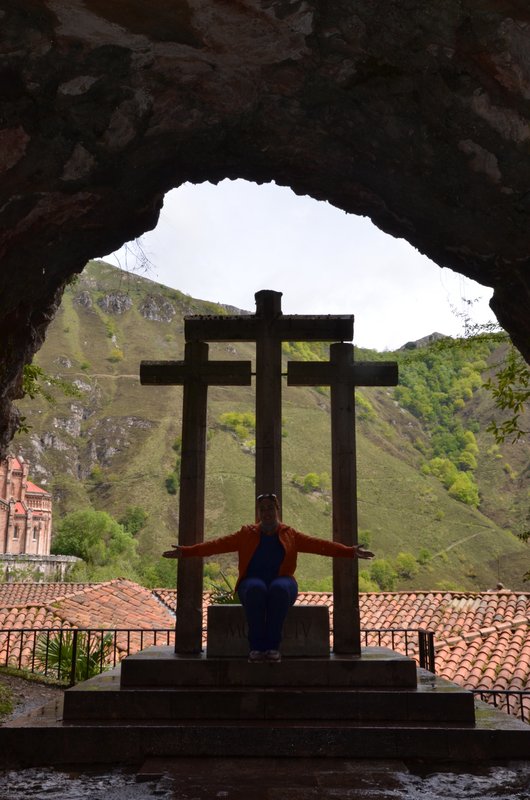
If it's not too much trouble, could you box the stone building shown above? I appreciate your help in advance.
[0,455,52,556]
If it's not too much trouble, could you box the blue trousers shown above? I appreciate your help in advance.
[238,576,298,651]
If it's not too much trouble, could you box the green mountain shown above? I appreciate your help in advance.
[12,260,529,591]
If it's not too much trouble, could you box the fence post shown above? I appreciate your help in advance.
[69,629,79,687]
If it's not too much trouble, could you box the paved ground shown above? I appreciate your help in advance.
[1,759,530,799]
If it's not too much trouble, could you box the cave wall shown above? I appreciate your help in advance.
[1,0,529,453]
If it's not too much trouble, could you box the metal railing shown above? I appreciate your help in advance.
[1,625,434,685]
[471,689,530,724]
[0,627,175,686]
[361,627,436,673]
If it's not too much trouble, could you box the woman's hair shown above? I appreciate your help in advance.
[255,492,281,522]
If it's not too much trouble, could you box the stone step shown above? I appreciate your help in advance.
[2,696,530,766]
[120,646,418,688]
[62,669,475,724]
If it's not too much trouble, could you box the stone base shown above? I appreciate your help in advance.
[2,647,529,767]
[206,604,330,657]
[119,646,418,688]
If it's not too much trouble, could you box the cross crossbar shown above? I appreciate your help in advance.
[140,360,251,386]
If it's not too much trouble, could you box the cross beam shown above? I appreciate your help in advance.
[288,343,398,654]
[185,290,353,509]
[141,341,251,654]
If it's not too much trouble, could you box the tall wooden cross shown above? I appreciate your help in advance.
[288,343,398,654]
[140,341,251,653]
[185,290,353,510]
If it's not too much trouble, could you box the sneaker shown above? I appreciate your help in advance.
[265,649,281,662]
[248,650,266,663]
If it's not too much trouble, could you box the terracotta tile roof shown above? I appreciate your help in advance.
[0,580,175,671]
[13,502,26,515]
[154,589,530,697]
[25,480,48,495]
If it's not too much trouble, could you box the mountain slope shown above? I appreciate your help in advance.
[12,260,529,590]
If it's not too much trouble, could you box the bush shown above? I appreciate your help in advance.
[369,559,398,591]
[165,472,179,495]
[448,472,480,507]
[35,630,113,683]
[395,552,419,580]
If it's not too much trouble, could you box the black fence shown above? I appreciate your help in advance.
[0,627,175,686]
[1,625,435,686]
[471,689,530,724]
[362,627,436,674]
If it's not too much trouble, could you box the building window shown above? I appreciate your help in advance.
[13,525,19,540]
[33,526,38,541]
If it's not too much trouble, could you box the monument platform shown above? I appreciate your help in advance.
[2,646,530,767]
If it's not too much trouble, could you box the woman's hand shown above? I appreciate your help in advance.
[354,545,375,560]
[162,544,182,559]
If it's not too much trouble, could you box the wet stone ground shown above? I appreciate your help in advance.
[1,761,530,800]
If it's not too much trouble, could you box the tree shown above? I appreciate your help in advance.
[483,344,529,443]
[51,509,137,567]
[395,552,419,580]
[369,559,398,591]
[119,506,148,535]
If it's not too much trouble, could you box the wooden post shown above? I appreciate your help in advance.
[288,344,398,654]
[185,291,353,512]
[141,343,251,654]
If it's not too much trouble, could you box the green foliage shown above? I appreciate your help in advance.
[417,548,432,565]
[359,572,381,592]
[448,472,480,507]
[90,465,105,486]
[108,347,124,363]
[22,364,81,404]
[358,529,372,549]
[18,364,82,432]
[51,509,138,569]
[0,680,14,720]
[282,341,329,362]
[209,572,239,604]
[369,559,398,591]
[356,391,376,421]
[395,552,419,580]
[35,630,113,683]
[219,411,256,449]
[105,319,116,339]
[165,471,179,495]
[119,506,148,535]
[392,338,503,505]
[484,345,529,443]
[138,557,177,589]
[293,472,330,494]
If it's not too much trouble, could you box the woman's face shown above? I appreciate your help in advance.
[257,498,279,527]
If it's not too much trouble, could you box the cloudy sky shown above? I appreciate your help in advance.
[107,179,495,352]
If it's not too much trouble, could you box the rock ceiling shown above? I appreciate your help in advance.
[1,0,529,451]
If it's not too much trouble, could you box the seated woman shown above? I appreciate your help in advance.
[163,493,374,662]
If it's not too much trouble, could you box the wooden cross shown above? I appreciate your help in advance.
[185,290,353,510]
[140,341,251,654]
[288,343,398,654]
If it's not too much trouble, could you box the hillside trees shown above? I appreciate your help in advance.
[392,337,500,507]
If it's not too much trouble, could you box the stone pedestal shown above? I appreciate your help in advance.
[206,604,330,657]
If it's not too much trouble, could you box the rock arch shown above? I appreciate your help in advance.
[1,1,529,451]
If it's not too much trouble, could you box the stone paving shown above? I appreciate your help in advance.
[1,760,530,799]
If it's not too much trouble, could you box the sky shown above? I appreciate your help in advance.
[106,179,496,352]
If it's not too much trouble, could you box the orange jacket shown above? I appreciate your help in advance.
[179,523,356,588]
